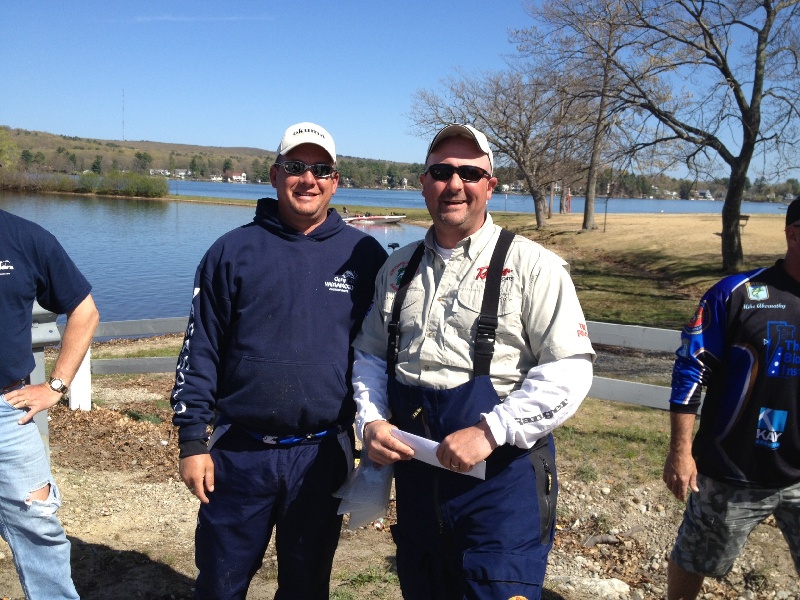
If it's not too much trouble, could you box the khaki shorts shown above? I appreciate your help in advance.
[671,474,800,577]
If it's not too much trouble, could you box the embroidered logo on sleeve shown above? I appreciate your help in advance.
[0,259,14,275]
[755,407,787,449]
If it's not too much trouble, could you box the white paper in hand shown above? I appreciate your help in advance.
[391,429,486,480]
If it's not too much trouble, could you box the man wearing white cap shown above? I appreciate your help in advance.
[171,122,387,599]
[352,123,595,598]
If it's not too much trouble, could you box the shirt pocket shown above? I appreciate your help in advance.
[450,283,521,337]
[382,287,424,355]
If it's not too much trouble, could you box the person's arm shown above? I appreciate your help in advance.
[172,257,229,503]
[437,354,593,472]
[7,294,99,425]
[352,349,413,465]
[663,411,699,501]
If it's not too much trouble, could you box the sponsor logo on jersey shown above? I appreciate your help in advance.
[765,321,799,377]
[684,300,708,334]
[746,282,769,301]
[325,269,357,293]
[577,322,589,338]
[755,407,787,449]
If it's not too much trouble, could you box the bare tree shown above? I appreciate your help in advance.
[555,0,800,270]
[411,68,589,228]
[514,0,643,231]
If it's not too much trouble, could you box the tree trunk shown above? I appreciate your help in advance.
[721,166,747,272]
[583,167,598,230]
[531,188,547,228]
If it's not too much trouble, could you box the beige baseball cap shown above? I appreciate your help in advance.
[425,123,493,172]
[276,122,336,162]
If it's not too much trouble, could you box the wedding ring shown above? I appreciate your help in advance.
[450,461,460,470]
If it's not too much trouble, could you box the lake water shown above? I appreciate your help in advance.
[0,193,426,322]
[170,179,790,216]
[0,185,789,322]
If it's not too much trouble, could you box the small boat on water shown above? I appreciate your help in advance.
[343,214,406,225]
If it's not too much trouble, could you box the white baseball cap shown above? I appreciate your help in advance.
[425,123,494,172]
[276,122,336,162]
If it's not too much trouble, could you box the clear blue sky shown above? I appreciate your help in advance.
[1,1,531,164]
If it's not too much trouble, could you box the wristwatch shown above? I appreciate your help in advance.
[48,377,69,396]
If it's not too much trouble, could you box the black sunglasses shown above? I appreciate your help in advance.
[274,160,337,179]
[424,163,491,183]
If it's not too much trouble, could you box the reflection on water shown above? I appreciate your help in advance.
[0,193,426,321]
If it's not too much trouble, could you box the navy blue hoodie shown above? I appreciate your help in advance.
[171,198,387,449]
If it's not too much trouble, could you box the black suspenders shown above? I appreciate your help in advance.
[386,228,516,378]
[387,242,425,377]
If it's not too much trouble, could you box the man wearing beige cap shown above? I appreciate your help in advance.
[171,122,387,599]
[352,123,595,599]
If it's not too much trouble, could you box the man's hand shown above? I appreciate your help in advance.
[436,420,497,473]
[363,420,414,466]
[663,411,700,502]
[663,448,699,502]
[180,454,215,504]
[5,384,63,425]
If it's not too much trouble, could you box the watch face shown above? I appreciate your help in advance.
[49,378,67,393]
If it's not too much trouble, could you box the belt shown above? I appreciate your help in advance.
[241,424,345,446]
[1,379,25,394]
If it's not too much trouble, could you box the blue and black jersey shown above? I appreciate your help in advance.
[670,260,800,488]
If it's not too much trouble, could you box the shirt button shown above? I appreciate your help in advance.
[427,332,435,339]
[423,366,430,371]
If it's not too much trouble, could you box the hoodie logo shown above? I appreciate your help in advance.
[326,270,357,293]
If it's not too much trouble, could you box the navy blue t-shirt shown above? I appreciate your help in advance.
[0,209,92,385]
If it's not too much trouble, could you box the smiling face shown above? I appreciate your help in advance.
[270,143,339,234]
[420,136,497,249]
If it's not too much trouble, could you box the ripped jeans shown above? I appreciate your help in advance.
[0,389,79,599]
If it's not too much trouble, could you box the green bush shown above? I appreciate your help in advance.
[76,172,100,193]
[1,171,168,198]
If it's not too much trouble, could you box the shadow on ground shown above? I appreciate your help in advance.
[71,537,195,600]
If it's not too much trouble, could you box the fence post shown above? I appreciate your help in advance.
[70,350,92,411]
[31,302,62,456]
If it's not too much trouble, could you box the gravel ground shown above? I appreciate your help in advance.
[1,342,798,599]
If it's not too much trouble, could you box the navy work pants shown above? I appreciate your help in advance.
[388,375,558,600]
[193,427,353,600]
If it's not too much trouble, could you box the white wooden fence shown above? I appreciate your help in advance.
[62,318,682,412]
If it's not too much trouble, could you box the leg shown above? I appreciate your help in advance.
[392,460,454,600]
[273,433,352,600]
[450,442,556,600]
[0,396,78,600]
[194,434,279,600]
[667,557,705,600]
[773,480,800,576]
[669,474,775,599]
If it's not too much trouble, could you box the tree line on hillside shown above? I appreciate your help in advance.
[2,126,797,203]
